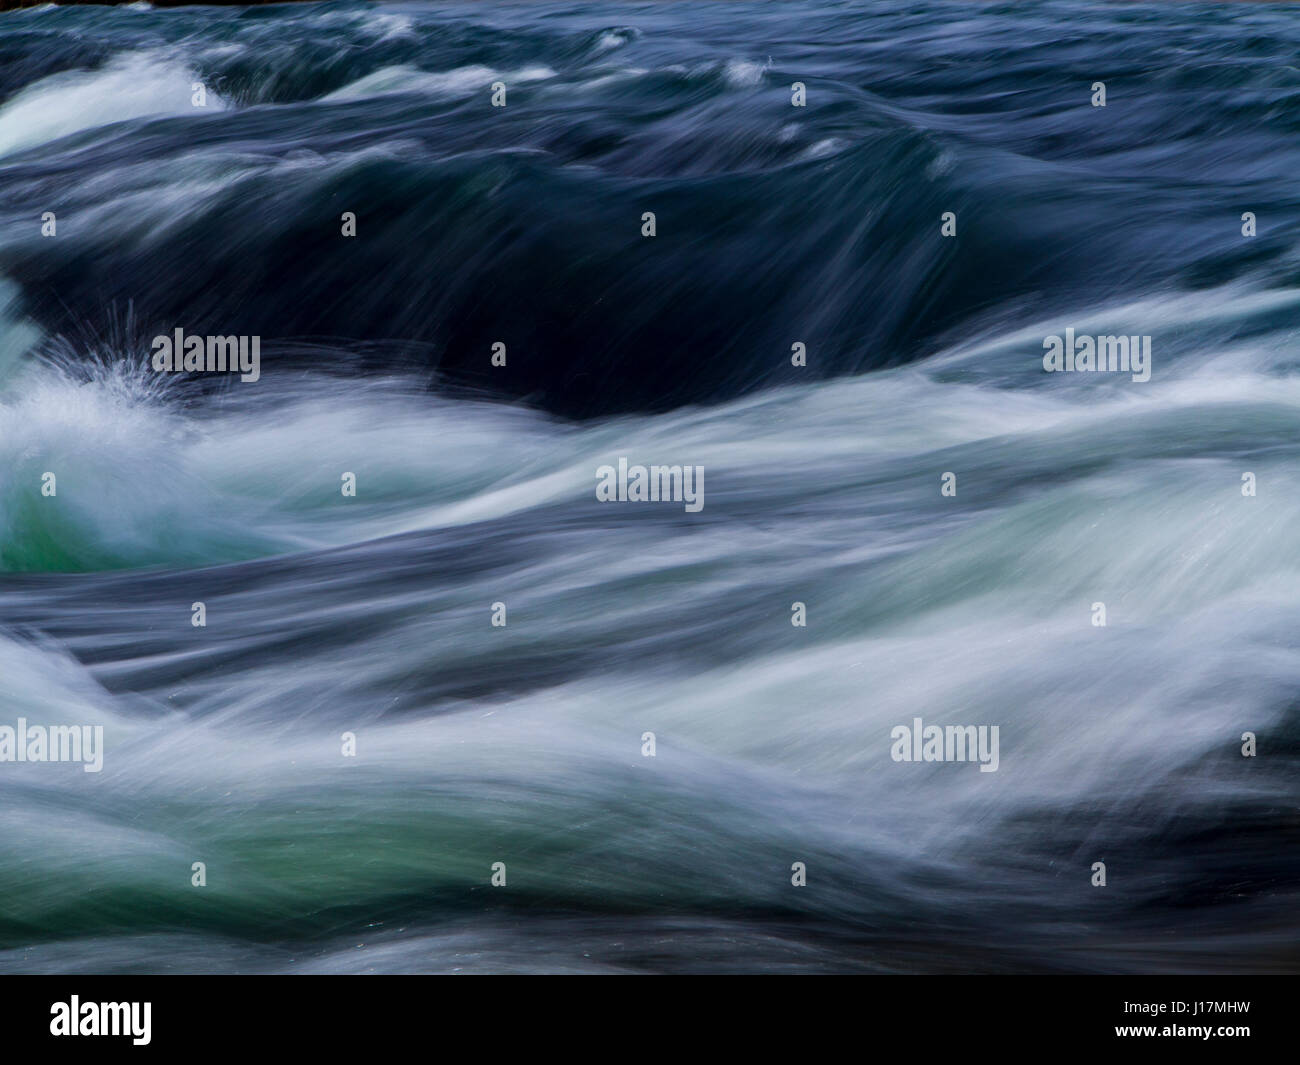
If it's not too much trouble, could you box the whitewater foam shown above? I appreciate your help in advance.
[322,64,556,104]
[0,53,226,159]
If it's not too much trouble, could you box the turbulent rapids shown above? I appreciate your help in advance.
[0,0,1297,974]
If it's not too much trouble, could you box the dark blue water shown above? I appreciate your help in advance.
[0,0,1297,973]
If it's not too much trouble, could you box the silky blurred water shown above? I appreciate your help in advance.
[0,0,1296,973]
